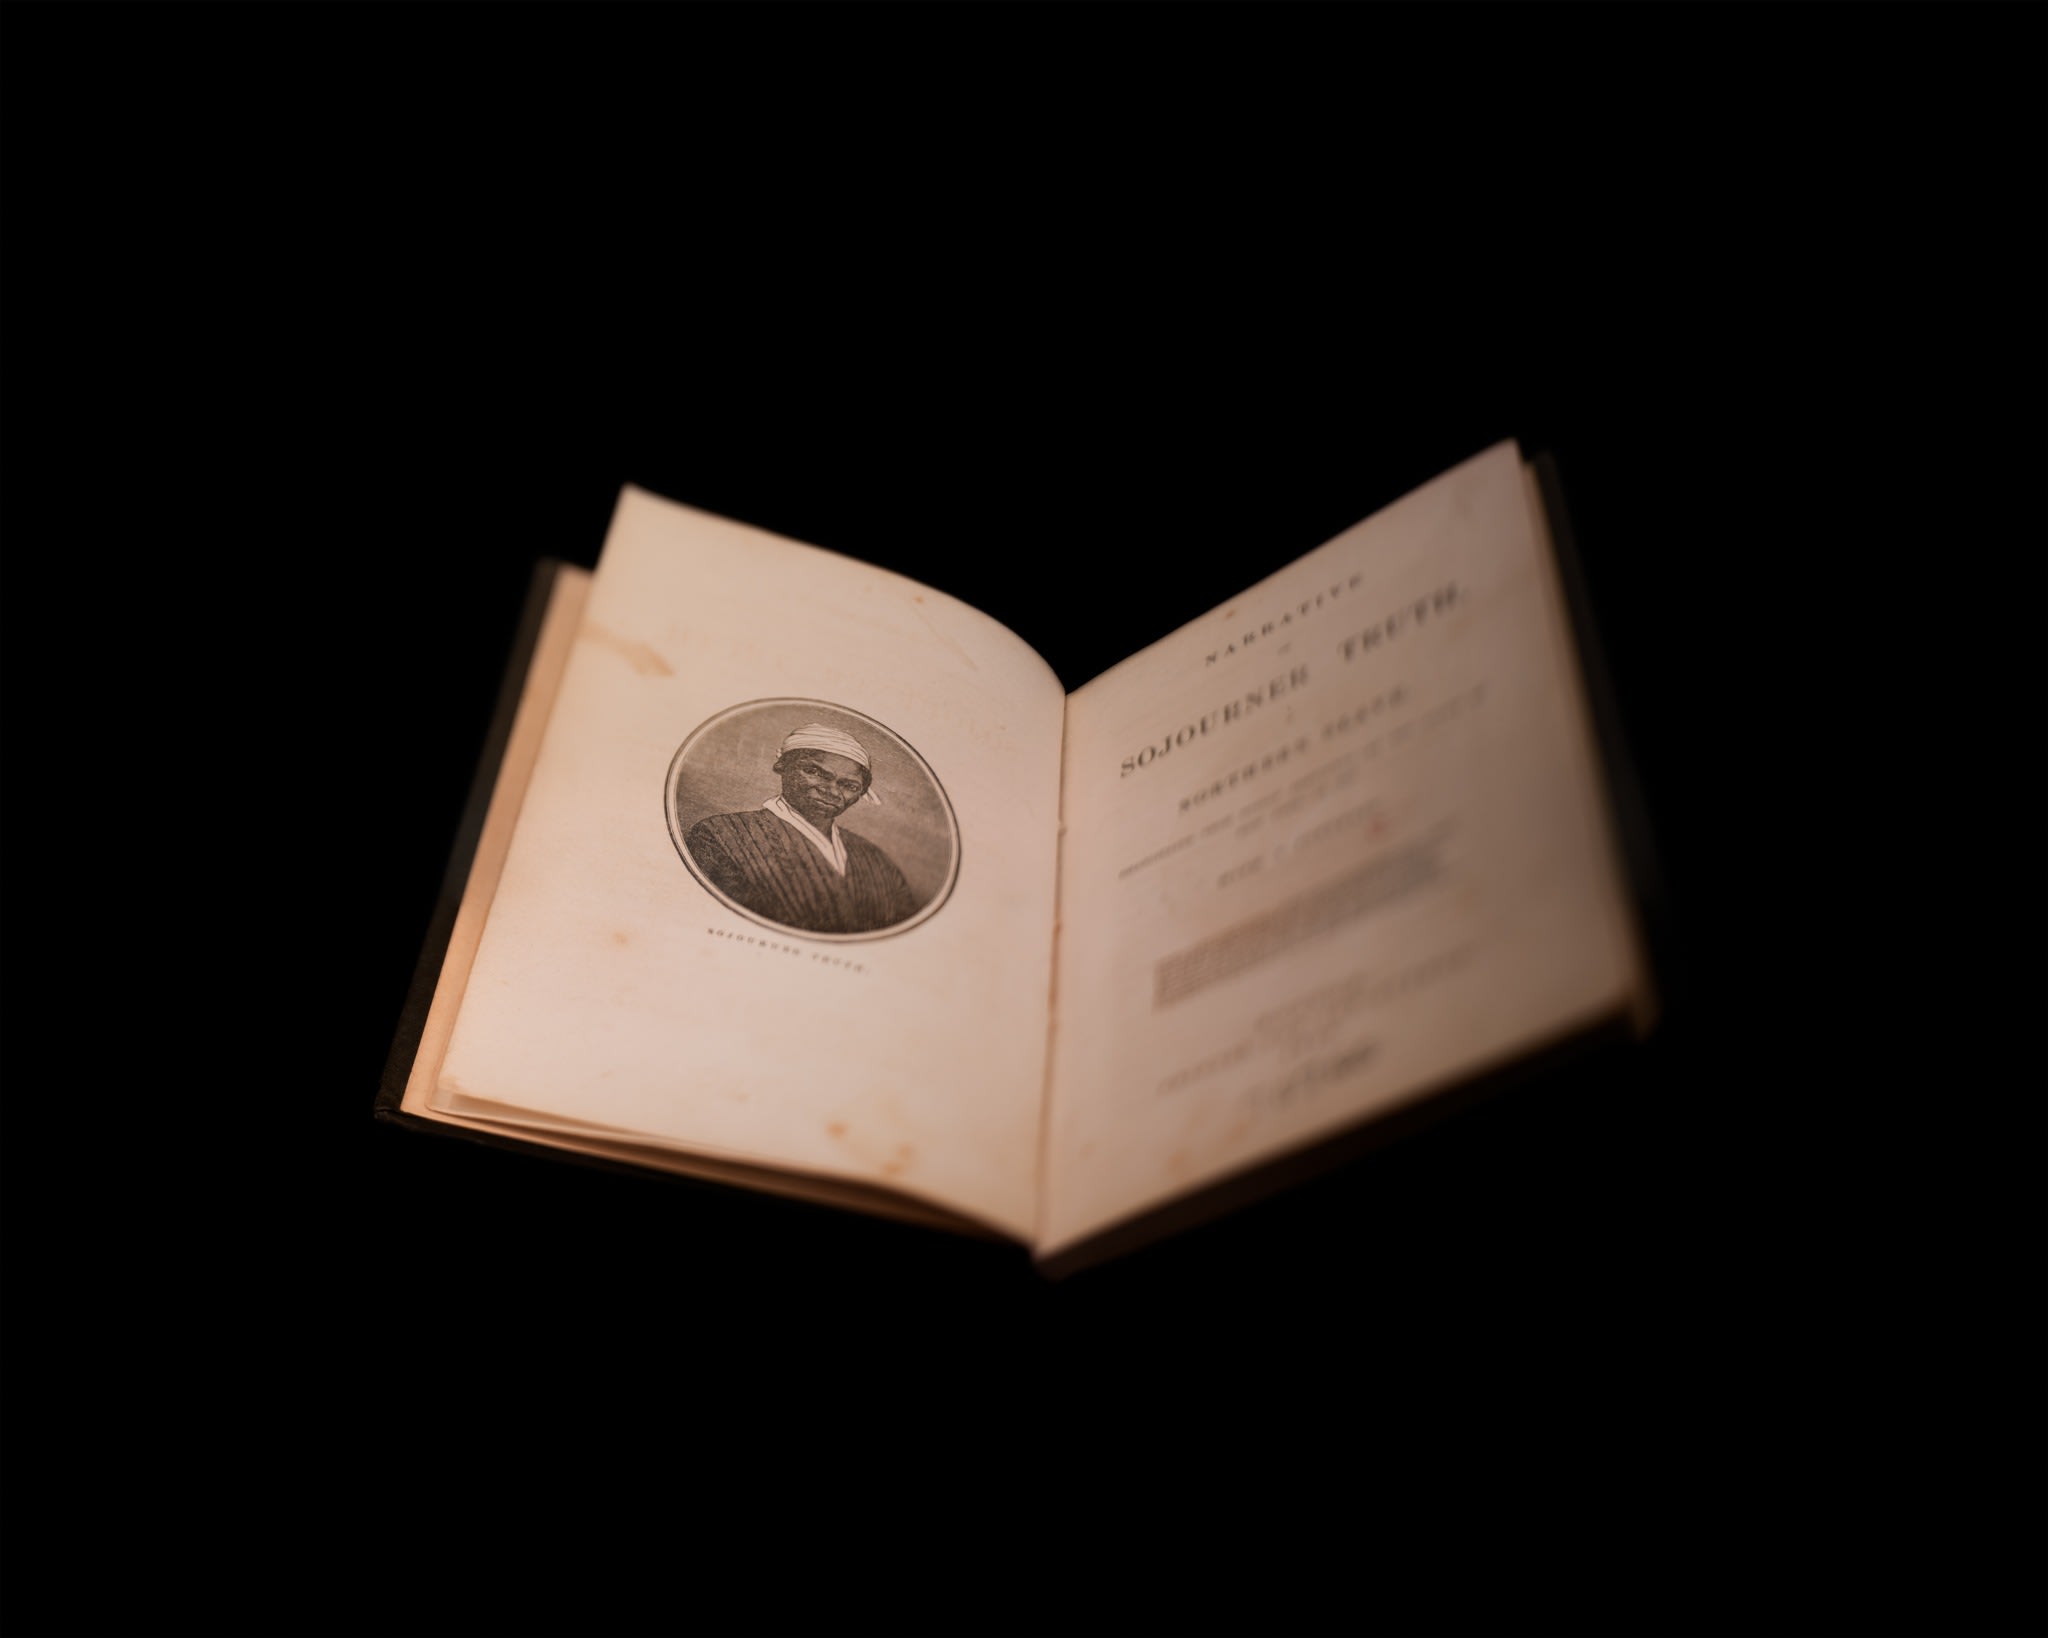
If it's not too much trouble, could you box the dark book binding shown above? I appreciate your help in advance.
[375,556,569,1123]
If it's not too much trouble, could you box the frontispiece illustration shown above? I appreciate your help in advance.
[667,699,961,940]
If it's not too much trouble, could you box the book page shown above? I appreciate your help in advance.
[390,563,997,1238]
[433,487,1067,1241]
[1040,442,1645,1256]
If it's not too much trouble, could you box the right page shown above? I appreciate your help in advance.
[1040,441,1649,1258]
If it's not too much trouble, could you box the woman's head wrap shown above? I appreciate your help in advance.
[780,724,881,803]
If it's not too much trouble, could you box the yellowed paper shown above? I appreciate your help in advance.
[1039,442,1643,1254]
[433,488,1067,1240]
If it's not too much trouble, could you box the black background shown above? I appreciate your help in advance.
[2,8,2042,1638]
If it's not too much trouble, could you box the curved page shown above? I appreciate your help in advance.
[435,487,1066,1241]
[1042,443,1645,1256]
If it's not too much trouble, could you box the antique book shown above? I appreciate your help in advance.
[378,441,1657,1274]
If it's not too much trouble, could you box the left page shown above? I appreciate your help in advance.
[431,487,1068,1241]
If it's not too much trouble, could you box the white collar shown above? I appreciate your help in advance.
[763,796,848,875]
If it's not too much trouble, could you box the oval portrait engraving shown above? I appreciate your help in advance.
[666,699,960,942]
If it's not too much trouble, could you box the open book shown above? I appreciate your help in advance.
[380,441,1656,1273]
